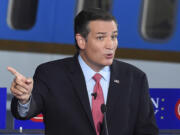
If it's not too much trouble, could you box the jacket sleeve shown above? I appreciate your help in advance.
[11,65,48,120]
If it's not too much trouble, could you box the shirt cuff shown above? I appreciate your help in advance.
[17,96,31,117]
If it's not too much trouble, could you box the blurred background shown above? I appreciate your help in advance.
[0,0,180,134]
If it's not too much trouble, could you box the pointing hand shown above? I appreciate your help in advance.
[7,67,33,104]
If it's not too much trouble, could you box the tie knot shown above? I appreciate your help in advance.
[93,73,102,82]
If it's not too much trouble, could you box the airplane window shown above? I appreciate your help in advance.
[7,0,38,30]
[140,0,178,41]
[76,0,113,15]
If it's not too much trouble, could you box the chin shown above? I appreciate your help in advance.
[104,60,113,66]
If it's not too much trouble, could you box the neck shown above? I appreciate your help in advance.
[79,53,104,72]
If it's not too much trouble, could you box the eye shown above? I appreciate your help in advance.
[111,35,118,40]
[96,36,104,40]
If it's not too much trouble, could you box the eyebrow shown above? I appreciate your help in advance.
[96,30,118,35]
[113,31,118,34]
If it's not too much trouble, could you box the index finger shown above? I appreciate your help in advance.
[7,67,24,78]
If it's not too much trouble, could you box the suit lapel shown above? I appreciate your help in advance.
[65,56,127,134]
[106,60,128,126]
[66,55,95,131]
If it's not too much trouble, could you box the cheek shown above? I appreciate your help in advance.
[115,45,118,50]
[114,40,118,48]
[89,49,102,58]
[87,42,101,53]
[88,48,103,60]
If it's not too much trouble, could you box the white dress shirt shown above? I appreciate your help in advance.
[78,55,110,107]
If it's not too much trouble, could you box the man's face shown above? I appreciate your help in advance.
[78,20,118,72]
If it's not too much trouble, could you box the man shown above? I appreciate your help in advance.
[8,8,158,135]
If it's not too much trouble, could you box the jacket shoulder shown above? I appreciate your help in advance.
[113,59,146,77]
[34,57,75,76]
[37,57,74,69]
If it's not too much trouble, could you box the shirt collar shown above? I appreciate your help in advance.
[78,55,110,82]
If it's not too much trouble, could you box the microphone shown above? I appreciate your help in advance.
[101,104,109,135]
[91,92,97,99]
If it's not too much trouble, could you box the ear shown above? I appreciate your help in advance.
[75,34,86,49]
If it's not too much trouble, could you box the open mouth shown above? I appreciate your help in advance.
[106,53,113,59]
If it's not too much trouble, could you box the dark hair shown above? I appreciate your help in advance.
[74,8,117,51]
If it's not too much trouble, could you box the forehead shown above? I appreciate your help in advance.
[88,20,118,33]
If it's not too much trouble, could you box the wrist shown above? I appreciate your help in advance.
[19,96,31,105]
[19,99,29,105]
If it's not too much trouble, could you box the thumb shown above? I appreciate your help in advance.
[25,78,33,84]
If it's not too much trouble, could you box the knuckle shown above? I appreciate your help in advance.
[16,80,21,85]
[15,90,22,95]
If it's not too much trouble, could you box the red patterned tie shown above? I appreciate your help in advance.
[92,73,104,135]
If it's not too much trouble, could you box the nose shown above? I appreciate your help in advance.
[105,37,115,50]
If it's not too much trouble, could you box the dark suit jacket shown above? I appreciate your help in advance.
[11,55,158,135]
